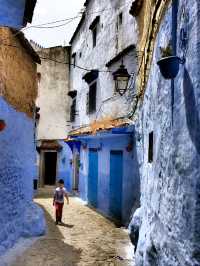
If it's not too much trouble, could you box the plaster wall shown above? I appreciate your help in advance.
[70,0,138,129]
[57,141,73,191]
[0,28,38,117]
[0,28,45,254]
[78,133,140,224]
[0,97,45,255]
[133,1,200,265]
[0,0,26,29]
[36,47,70,140]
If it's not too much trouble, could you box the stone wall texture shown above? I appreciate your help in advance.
[133,0,200,265]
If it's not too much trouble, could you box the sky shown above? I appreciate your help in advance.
[25,0,85,48]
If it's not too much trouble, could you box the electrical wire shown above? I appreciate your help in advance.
[23,0,133,29]
[0,0,133,48]
[0,41,112,73]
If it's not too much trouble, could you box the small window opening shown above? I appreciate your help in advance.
[148,131,154,163]
[87,82,97,114]
[70,98,77,122]
[89,16,100,48]
[72,53,76,68]
[119,12,123,25]
[92,27,97,48]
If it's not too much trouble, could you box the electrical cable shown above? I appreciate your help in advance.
[0,41,112,73]
[0,0,133,47]
[23,0,133,29]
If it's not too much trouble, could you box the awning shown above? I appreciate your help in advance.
[69,117,134,137]
[64,138,81,152]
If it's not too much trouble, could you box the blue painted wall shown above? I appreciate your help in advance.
[133,1,200,265]
[0,97,45,255]
[88,149,98,207]
[77,133,140,225]
[0,0,26,29]
[57,141,73,192]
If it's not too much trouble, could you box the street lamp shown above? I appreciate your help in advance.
[113,63,130,96]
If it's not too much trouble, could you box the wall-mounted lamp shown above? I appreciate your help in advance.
[113,63,131,96]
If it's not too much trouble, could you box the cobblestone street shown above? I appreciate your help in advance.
[11,196,135,266]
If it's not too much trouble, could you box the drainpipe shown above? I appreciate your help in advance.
[171,0,179,125]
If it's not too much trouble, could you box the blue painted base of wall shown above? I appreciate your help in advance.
[57,141,73,192]
[68,131,140,225]
[0,97,45,255]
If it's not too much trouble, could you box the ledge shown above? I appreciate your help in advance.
[106,44,136,67]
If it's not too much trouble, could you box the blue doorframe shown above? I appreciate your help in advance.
[88,149,98,207]
[109,150,123,220]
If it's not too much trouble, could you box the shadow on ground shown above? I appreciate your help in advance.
[11,202,81,266]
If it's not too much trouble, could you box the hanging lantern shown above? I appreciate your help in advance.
[0,120,6,132]
[113,64,130,96]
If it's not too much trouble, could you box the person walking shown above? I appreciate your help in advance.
[53,179,69,225]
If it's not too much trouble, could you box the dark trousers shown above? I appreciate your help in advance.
[55,202,64,222]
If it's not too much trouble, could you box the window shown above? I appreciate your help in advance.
[68,90,77,122]
[119,12,123,25]
[70,98,76,122]
[148,131,154,163]
[117,12,123,31]
[87,82,97,114]
[89,16,100,48]
[72,53,76,68]
[92,27,97,47]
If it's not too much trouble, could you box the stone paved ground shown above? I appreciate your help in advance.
[11,196,135,266]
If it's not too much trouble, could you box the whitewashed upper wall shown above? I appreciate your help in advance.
[36,47,70,140]
[70,0,138,128]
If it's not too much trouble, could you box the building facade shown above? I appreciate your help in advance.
[0,27,45,255]
[33,45,72,188]
[129,0,200,265]
[67,0,140,225]
[0,0,36,29]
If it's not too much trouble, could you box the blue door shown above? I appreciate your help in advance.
[109,150,123,220]
[88,149,98,207]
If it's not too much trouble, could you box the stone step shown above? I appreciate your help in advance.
[34,186,55,198]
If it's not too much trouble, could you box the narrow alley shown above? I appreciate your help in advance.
[11,191,134,266]
[1,0,200,265]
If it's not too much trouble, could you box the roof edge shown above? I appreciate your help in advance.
[11,29,41,64]
[106,44,136,67]
[69,13,86,45]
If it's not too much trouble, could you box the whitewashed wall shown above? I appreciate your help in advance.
[36,46,70,140]
[70,0,138,129]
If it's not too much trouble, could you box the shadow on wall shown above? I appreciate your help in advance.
[130,133,141,214]
[183,69,200,155]
[183,68,200,264]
